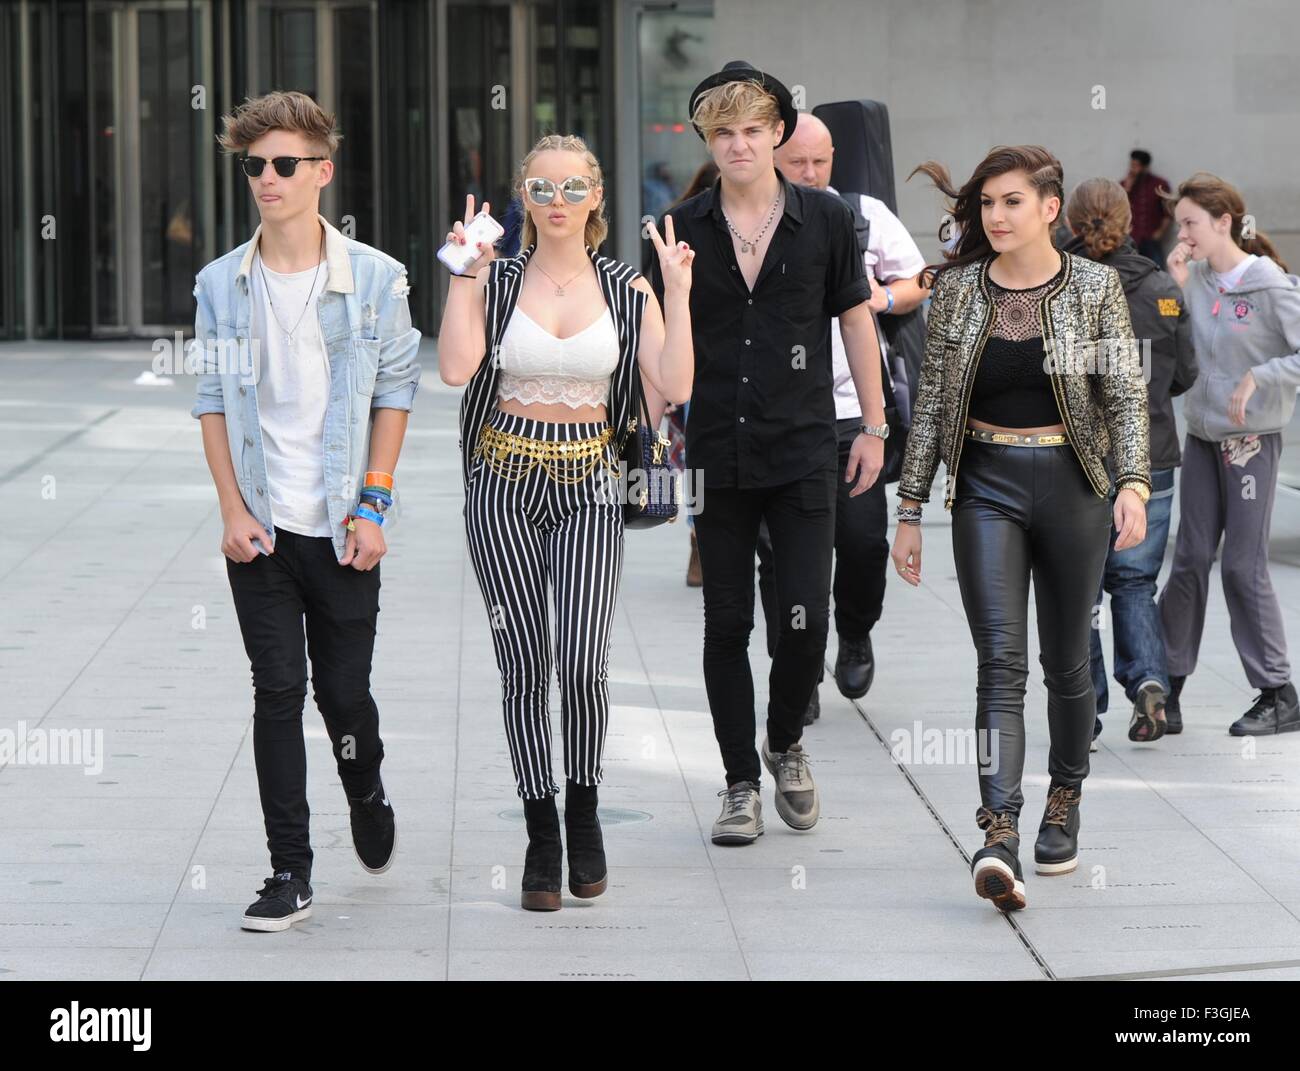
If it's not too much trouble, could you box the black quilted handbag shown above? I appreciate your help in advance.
[619,371,679,528]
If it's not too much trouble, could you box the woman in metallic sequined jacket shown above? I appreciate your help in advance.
[890,145,1151,913]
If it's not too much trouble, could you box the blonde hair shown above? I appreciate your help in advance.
[690,79,782,144]
[1066,178,1132,261]
[515,134,608,251]
[217,90,341,156]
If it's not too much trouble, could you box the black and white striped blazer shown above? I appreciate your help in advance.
[456,241,649,498]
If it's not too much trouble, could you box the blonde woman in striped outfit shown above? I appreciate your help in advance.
[438,134,695,910]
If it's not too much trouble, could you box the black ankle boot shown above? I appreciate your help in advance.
[521,795,563,911]
[834,634,875,700]
[1034,783,1082,875]
[972,808,1025,911]
[563,779,608,898]
[1230,682,1300,736]
[1165,675,1186,734]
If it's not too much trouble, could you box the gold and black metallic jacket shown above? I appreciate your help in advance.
[897,252,1151,510]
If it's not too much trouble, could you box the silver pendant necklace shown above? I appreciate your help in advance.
[533,260,586,297]
[723,190,782,255]
[259,229,325,352]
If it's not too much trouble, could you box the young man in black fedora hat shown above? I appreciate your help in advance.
[649,60,888,845]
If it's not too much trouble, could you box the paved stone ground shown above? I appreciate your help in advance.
[2,339,1300,981]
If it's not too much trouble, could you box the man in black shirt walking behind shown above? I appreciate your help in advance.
[650,61,888,844]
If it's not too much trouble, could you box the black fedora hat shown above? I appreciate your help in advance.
[688,59,797,147]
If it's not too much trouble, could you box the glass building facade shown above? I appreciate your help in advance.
[0,0,716,341]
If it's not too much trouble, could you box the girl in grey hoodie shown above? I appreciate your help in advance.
[1159,172,1300,736]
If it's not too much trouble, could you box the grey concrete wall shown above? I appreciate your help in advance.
[708,0,1300,267]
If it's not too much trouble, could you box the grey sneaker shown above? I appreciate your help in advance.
[711,781,764,845]
[761,737,820,830]
[1128,680,1167,742]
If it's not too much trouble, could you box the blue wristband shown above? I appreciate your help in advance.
[884,286,895,314]
[354,505,386,526]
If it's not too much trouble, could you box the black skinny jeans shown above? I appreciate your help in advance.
[758,417,889,656]
[226,527,385,879]
[694,465,837,785]
[951,439,1112,819]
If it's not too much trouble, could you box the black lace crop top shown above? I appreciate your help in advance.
[968,265,1066,428]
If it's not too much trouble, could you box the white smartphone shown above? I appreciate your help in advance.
[438,209,504,275]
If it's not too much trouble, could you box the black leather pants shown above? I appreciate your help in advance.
[951,437,1113,818]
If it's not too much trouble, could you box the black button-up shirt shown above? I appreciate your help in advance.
[650,168,871,489]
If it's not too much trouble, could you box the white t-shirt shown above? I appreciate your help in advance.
[827,190,927,420]
[1214,254,1257,293]
[249,251,333,537]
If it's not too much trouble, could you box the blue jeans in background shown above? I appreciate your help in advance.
[1090,466,1176,721]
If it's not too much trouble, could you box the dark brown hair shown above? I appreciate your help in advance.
[1066,178,1131,261]
[674,161,720,208]
[1162,171,1289,272]
[909,145,1065,288]
[217,90,341,156]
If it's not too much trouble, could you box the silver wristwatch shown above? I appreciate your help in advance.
[860,421,890,440]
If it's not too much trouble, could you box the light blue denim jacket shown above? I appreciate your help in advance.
[189,214,421,562]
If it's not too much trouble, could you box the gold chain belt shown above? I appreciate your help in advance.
[473,422,619,484]
[965,426,1069,448]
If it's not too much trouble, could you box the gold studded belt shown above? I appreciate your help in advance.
[965,426,1069,448]
[473,422,619,484]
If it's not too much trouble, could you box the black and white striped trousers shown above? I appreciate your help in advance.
[464,409,625,799]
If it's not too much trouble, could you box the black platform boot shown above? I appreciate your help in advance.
[972,807,1025,911]
[521,795,563,911]
[563,779,608,899]
[1034,783,1082,875]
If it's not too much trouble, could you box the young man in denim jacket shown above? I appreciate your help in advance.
[190,91,420,932]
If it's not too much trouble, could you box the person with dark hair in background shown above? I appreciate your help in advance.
[1159,172,1300,737]
[1122,150,1171,269]
[1064,178,1197,746]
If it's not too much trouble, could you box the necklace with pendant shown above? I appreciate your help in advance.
[260,229,325,352]
[533,260,586,296]
[723,190,782,255]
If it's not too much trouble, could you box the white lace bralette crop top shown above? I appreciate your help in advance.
[495,306,619,408]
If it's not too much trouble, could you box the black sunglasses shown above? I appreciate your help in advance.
[238,154,326,178]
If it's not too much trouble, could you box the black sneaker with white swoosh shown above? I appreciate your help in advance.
[349,778,397,874]
[241,872,313,932]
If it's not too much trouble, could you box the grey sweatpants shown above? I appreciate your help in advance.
[1159,431,1291,689]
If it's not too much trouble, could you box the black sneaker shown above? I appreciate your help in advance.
[972,808,1025,911]
[1034,784,1081,875]
[1090,716,1103,753]
[241,871,313,932]
[1229,682,1300,736]
[834,635,875,699]
[348,779,396,874]
[1165,675,1185,734]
